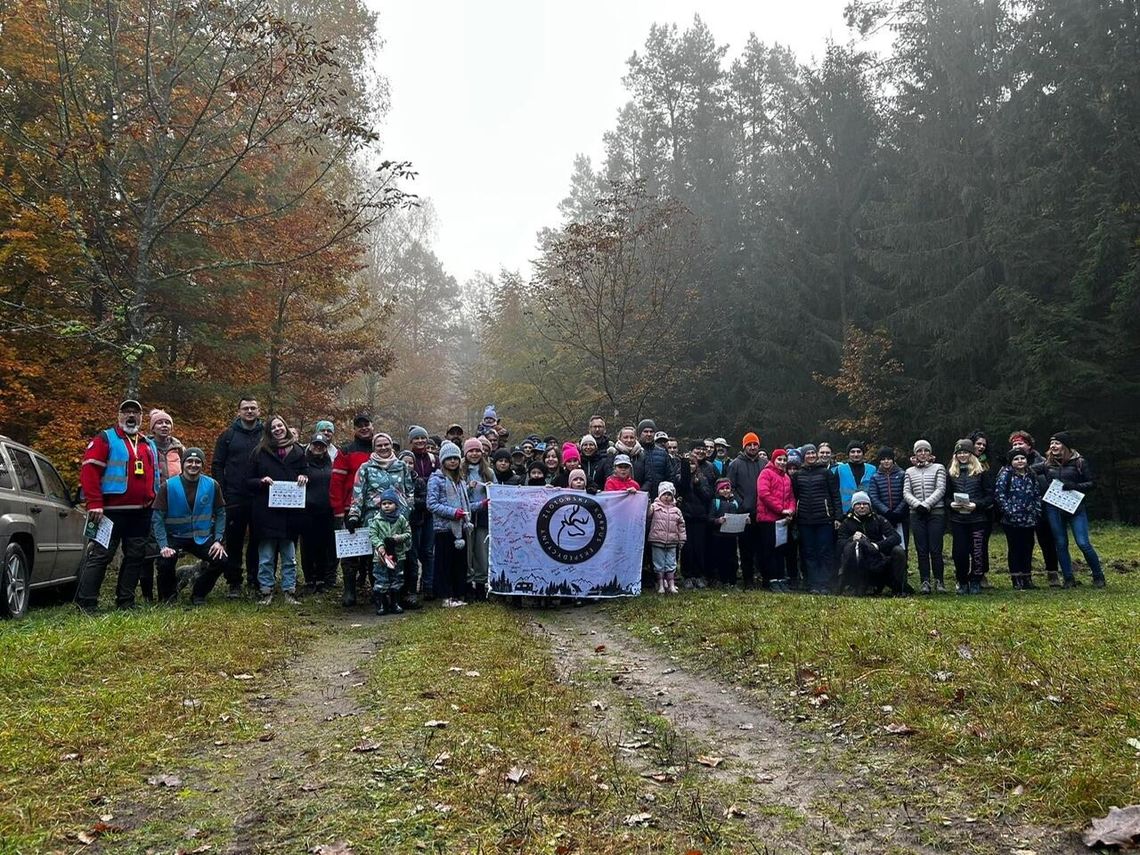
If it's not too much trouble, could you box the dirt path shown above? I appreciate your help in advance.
[104,612,385,854]
[536,605,1085,855]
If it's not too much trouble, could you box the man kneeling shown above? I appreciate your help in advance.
[838,491,907,595]
[151,447,228,605]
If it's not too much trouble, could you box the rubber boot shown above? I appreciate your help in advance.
[342,564,357,607]
[387,593,404,615]
[373,590,387,616]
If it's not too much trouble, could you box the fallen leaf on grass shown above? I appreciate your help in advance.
[641,771,676,784]
[299,782,323,792]
[182,698,202,709]
[724,804,747,818]
[232,673,255,680]
[423,720,449,729]
[883,723,915,736]
[310,842,355,855]
[624,812,653,827]
[1127,738,1140,752]
[505,766,529,784]
[594,644,606,653]
[258,732,275,742]
[351,741,381,753]
[696,755,724,768]
[1082,804,1140,849]
[933,670,953,682]
[147,774,182,787]
[447,666,463,673]
[808,694,830,707]
[738,722,754,730]
[60,752,82,762]
[464,670,481,677]
[956,643,973,660]
[618,739,652,750]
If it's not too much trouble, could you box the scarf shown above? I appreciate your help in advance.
[613,439,642,457]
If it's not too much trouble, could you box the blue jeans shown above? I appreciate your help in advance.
[651,544,678,575]
[258,538,297,593]
[1044,506,1103,581]
[799,523,835,591]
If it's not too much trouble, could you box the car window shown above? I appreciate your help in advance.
[0,447,13,490]
[9,448,44,494]
[35,455,71,504]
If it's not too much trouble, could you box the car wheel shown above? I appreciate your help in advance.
[2,542,31,619]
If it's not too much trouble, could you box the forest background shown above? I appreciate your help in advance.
[1,0,1138,520]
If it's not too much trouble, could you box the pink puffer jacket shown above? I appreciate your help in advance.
[647,501,687,545]
[756,465,796,523]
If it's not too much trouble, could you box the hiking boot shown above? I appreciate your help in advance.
[920,580,931,594]
[1048,572,1063,588]
[935,580,947,593]
[955,584,968,595]
[389,596,404,614]
[191,596,206,607]
[1062,577,1081,589]
[257,591,273,606]
[968,579,982,595]
[283,591,301,606]
[1092,576,1106,588]
[226,584,242,599]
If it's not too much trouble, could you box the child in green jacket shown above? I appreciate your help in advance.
[368,488,412,615]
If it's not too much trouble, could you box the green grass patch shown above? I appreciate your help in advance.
[611,524,1140,827]
[313,604,759,853]
[0,600,318,851]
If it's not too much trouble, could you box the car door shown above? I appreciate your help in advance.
[33,453,87,581]
[5,446,58,581]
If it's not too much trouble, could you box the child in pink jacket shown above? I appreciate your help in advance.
[647,481,687,593]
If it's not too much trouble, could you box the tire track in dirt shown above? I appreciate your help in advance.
[536,605,1084,855]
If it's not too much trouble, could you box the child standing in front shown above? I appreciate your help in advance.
[367,488,412,615]
[647,481,686,593]
[709,477,743,587]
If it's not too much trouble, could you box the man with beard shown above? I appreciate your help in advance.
[330,414,375,606]
[728,432,765,588]
[588,415,610,451]
[211,396,264,596]
[76,400,160,611]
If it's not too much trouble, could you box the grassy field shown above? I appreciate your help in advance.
[1,523,1136,850]
[612,523,1140,827]
[0,600,318,851]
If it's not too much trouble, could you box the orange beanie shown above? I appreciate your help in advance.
[742,432,760,446]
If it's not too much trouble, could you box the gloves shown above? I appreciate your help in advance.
[455,508,466,520]
[383,537,397,554]
[345,517,358,534]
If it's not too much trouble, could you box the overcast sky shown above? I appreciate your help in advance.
[369,1,862,286]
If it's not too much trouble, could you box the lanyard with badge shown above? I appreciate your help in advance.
[126,435,145,477]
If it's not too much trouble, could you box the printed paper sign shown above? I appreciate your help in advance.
[84,513,113,549]
[774,519,789,548]
[1043,479,1084,514]
[719,513,749,535]
[488,485,647,598]
[335,528,373,558]
[268,480,306,509]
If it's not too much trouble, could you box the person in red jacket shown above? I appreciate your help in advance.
[75,399,160,611]
[756,448,796,592]
[330,413,375,606]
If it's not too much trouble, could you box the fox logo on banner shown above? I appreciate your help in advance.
[488,485,647,597]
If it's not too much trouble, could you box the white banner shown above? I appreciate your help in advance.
[488,485,647,598]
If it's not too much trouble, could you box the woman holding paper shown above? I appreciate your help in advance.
[248,416,309,605]
[1034,432,1105,588]
[756,449,796,593]
[946,439,993,595]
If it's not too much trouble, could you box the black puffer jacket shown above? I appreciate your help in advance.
[1032,452,1095,493]
[792,463,840,524]
[838,510,901,568]
[946,468,993,525]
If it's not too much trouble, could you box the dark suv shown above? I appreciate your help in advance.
[0,436,88,617]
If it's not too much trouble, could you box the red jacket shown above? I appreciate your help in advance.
[330,438,374,516]
[604,475,640,492]
[756,465,796,523]
[80,427,159,511]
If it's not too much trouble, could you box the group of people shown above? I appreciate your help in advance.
[73,397,1107,615]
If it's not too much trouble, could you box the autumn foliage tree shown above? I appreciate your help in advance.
[813,325,905,442]
[0,0,409,474]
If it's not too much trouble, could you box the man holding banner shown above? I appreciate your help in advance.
[487,484,648,598]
